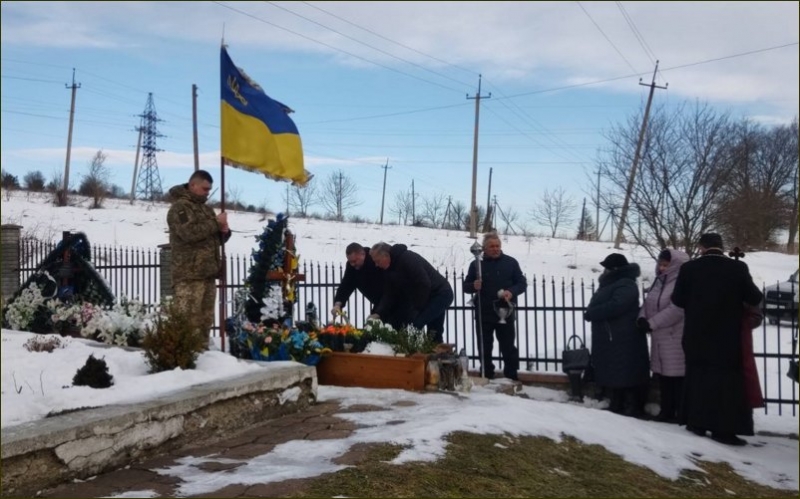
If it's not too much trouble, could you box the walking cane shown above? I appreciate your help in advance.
[469,241,485,379]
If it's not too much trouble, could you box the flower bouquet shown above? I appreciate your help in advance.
[229,319,328,366]
[318,322,368,353]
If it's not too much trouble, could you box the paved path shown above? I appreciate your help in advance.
[39,400,365,498]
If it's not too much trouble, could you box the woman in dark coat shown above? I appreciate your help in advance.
[584,253,650,417]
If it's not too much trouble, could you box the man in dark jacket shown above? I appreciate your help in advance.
[671,233,763,446]
[332,243,412,329]
[369,242,453,343]
[463,233,527,380]
[166,170,231,349]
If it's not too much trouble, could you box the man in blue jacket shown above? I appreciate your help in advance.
[463,233,527,380]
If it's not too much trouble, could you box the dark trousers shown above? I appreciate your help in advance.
[609,385,647,417]
[412,286,454,343]
[477,318,519,379]
[659,375,684,420]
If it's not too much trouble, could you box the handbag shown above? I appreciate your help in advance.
[788,331,799,384]
[562,335,591,373]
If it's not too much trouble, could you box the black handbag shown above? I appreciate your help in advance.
[562,335,591,373]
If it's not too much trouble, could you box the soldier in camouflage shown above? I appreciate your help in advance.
[166,170,231,348]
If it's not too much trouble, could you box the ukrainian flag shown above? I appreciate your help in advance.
[221,46,308,185]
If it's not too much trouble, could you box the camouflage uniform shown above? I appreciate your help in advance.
[166,184,230,342]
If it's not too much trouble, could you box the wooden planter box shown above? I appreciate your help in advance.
[316,352,426,391]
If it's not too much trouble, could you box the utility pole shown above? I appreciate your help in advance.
[338,171,343,220]
[614,62,667,249]
[467,74,491,238]
[492,195,498,229]
[595,169,600,241]
[580,197,587,239]
[130,126,143,204]
[192,84,199,171]
[482,167,493,232]
[62,68,80,204]
[443,196,452,229]
[379,158,391,224]
[411,180,415,224]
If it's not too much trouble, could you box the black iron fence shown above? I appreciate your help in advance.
[16,238,799,416]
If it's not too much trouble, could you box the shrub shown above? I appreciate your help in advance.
[4,285,48,331]
[362,320,436,356]
[141,299,206,373]
[72,354,114,388]
[23,170,46,191]
[24,335,66,353]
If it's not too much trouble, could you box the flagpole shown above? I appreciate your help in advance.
[219,156,227,352]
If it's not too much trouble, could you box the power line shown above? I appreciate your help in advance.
[0,75,64,84]
[298,1,478,78]
[576,1,639,74]
[212,1,465,94]
[265,1,473,90]
[497,41,798,101]
[303,101,470,125]
[615,1,657,65]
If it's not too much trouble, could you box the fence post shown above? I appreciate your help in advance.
[1,224,22,306]
[158,243,172,299]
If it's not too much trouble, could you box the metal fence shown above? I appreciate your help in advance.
[17,238,799,416]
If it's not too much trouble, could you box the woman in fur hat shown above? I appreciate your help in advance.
[638,249,690,423]
[584,253,650,417]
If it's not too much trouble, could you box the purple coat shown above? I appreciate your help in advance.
[639,249,689,377]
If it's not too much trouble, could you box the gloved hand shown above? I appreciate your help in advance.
[367,313,381,322]
[637,317,652,334]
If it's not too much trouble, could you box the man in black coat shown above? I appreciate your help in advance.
[332,243,412,329]
[671,233,763,446]
[463,233,527,380]
[369,242,454,343]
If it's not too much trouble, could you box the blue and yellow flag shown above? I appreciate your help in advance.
[221,46,309,185]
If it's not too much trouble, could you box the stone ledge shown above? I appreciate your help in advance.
[1,363,317,497]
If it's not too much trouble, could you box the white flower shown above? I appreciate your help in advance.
[259,284,283,321]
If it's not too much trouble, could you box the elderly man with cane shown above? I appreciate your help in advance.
[463,233,527,380]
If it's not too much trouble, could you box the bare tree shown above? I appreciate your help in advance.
[530,187,576,238]
[318,170,360,221]
[788,119,799,253]
[389,189,413,225]
[78,150,110,209]
[2,170,20,190]
[289,177,317,217]
[596,102,735,257]
[421,193,447,227]
[445,200,467,230]
[496,204,519,235]
[462,205,486,232]
[715,119,797,249]
[226,184,244,211]
[576,204,596,240]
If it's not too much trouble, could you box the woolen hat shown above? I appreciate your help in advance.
[657,249,672,262]
[698,233,724,250]
[600,253,629,269]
